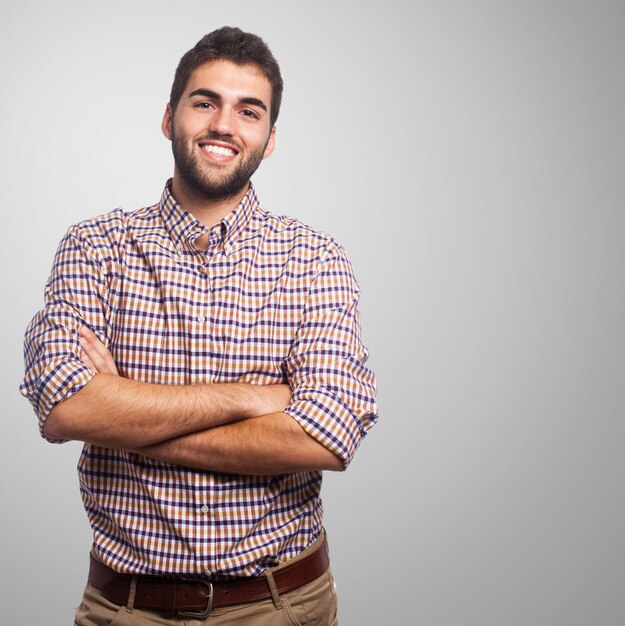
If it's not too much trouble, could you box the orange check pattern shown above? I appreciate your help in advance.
[21,181,377,578]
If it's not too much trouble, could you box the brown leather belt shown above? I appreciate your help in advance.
[88,539,329,617]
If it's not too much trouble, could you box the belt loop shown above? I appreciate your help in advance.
[264,570,282,610]
[126,575,138,612]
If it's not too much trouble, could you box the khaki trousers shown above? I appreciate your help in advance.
[74,539,338,626]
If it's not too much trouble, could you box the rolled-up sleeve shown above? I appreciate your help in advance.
[283,244,378,467]
[20,226,112,442]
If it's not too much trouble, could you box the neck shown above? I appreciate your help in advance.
[170,175,249,229]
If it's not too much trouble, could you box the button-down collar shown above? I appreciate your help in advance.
[158,180,259,254]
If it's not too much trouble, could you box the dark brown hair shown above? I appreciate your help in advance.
[169,26,283,126]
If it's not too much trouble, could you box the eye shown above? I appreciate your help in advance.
[194,101,214,110]
[240,109,260,119]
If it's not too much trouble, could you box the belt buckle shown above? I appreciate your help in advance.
[176,579,213,618]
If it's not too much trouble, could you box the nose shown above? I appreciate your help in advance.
[209,106,235,137]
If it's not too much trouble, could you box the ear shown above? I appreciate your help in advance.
[161,104,173,140]
[263,126,276,160]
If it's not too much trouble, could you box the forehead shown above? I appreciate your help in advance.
[184,60,272,104]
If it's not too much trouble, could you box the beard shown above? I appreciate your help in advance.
[171,131,267,203]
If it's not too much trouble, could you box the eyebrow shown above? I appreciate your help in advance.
[188,88,268,112]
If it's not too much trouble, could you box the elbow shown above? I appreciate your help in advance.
[286,415,348,472]
[44,403,72,441]
[44,383,95,442]
[322,449,346,472]
[42,375,111,444]
[302,436,346,472]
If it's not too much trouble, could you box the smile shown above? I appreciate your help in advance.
[200,144,238,157]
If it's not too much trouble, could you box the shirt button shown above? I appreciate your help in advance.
[224,243,233,255]
[197,314,206,323]
[204,567,212,577]
[200,505,209,514]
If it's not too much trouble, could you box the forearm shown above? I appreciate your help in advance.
[45,374,286,448]
[134,411,345,475]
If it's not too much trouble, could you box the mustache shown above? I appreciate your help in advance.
[197,133,240,149]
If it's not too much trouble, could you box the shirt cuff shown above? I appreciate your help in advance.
[21,359,95,443]
[284,387,371,468]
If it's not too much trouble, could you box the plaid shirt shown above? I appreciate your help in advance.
[21,181,377,578]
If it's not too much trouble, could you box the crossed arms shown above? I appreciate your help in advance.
[22,221,377,476]
[45,327,344,474]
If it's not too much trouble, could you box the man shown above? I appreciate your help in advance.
[21,26,377,625]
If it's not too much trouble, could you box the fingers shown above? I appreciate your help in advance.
[80,350,97,371]
[79,326,119,376]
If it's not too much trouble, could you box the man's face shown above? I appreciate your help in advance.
[162,60,275,202]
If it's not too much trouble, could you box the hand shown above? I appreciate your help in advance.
[79,326,119,375]
[252,382,292,415]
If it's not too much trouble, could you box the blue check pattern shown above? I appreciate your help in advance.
[20,181,377,578]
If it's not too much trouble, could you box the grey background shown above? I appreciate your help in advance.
[2,0,624,624]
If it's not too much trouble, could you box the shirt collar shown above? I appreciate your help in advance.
[159,179,260,254]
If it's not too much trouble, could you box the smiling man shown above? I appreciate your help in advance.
[21,27,377,626]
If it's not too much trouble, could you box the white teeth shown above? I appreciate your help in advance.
[202,144,235,156]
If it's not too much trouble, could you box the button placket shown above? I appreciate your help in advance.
[196,259,210,324]
[187,250,214,387]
